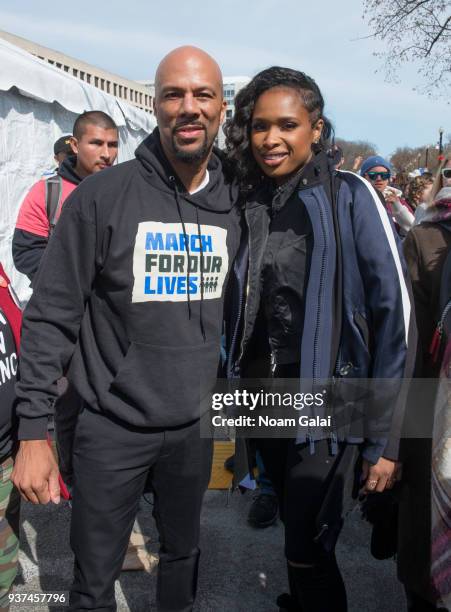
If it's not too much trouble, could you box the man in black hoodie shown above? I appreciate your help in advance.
[12,47,241,611]
[12,111,119,490]
[12,111,119,282]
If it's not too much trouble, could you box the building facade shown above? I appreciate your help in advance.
[219,76,250,147]
[0,30,153,113]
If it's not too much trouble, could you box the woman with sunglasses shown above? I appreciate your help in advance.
[224,67,413,612]
[360,156,414,235]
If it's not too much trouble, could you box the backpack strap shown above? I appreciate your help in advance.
[45,175,63,235]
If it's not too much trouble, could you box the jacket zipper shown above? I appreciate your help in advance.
[312,198,328,382]
[315,197,340,455]
[235,213,252,372]
[228,259,247,376]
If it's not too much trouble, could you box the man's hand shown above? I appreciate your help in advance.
[12,440,60,504]
[383,186,403,207]
[352,155,363,172]
[362,457,401,493]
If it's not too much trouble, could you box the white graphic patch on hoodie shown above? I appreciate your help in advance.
[132,221,229,303]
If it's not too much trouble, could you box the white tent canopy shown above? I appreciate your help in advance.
[0,37,156,301]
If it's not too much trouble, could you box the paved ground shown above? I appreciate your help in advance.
[11,490,405,612]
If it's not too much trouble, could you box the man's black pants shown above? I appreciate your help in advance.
[69,406,213,611]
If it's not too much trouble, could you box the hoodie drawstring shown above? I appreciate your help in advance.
[196,206,206,341]
[170,177,192,320]
[169,176,206,342]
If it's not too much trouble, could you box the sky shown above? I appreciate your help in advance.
[1,0,449,157]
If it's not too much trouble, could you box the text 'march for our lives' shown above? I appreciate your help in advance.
[132,221,229,303]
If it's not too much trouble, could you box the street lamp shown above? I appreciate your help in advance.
[438,127,444,161]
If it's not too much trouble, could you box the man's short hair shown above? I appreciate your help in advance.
[73,111,118,140]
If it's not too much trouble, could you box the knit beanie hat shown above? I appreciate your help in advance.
[360,155,392,176]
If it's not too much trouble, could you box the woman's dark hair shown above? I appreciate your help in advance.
[223,66,333,189]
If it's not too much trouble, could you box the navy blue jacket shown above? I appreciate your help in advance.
[226,163,414,464]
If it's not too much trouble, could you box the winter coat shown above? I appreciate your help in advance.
[398,200,451,603]
[226,152,415,465]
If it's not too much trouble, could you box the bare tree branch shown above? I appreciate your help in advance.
[425,15,451,54]
[362,0,451,97]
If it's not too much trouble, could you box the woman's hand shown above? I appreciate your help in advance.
[362,457,401,493]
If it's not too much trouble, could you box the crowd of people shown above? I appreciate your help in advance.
[0,45,449,612]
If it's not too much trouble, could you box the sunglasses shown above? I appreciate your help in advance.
[441,168,451,179]
[367,171,391,181]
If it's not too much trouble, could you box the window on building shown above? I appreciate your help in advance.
[80,71,85,81]
[73,68,78,77]
[63,65,69,72]
[113,83,117,96]
[124,87,128,99]
[119,85,123,97]
[48,59,54,65]
[56,62,62,69]
[106,81,110,93]
[86,74,91,84]
[100,78,105,90]
[94,76,99,87]
[139,92,143,104]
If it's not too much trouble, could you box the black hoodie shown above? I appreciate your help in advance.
[58,155,83,185]
[16,129,241,438]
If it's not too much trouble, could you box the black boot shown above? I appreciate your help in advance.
[275,563,303,612]
[276,592,301,611]
[286,556,347,612]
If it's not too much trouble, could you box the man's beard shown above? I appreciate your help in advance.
[171,129,212,164]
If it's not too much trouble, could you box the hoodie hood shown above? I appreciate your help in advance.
[135,128,238,212]
[58,155,83,185]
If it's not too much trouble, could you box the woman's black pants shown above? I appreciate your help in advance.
[257,437,349,612]
[69,406,213,611]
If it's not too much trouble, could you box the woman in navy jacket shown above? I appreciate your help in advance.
[224,67,413,612]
